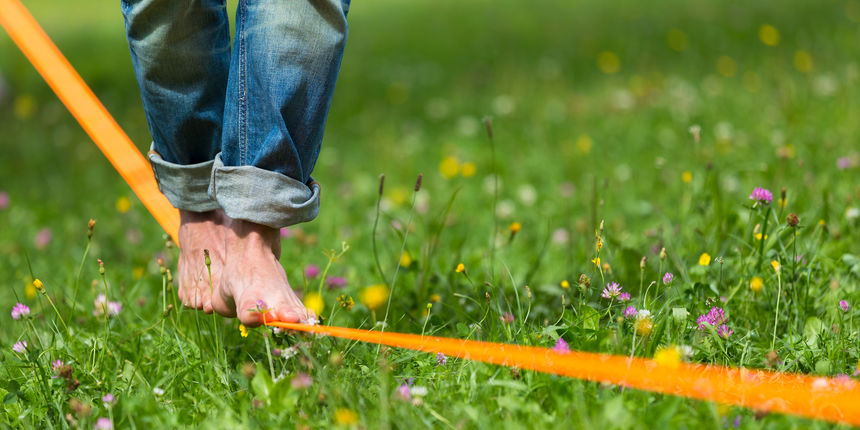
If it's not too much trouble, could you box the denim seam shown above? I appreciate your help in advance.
[238,0,247,166]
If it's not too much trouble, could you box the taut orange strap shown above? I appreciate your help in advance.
[268,321,860,426]
[0,0,180,242]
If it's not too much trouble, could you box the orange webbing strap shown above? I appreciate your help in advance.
[0,0,180,242]
[268,321,860,426]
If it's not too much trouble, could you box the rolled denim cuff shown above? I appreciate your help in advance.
[147,144,220,212]
[208,153,320,228]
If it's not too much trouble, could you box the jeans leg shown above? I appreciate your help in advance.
[122,0,230,212]
[209,0,350,228]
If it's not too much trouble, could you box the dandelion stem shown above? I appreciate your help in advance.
[771,269,782,351]
[756,206,771,270]
[371,174,387,284]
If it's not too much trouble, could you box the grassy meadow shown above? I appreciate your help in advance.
[1,0,859,428]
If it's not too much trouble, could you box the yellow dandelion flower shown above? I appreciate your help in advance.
[429,293,441,302]
[666,29,688,52]
[771,260,781,273]
[750,277,763,292]
[239,324,248,338]
[698,253,711,266]
[682,171,692,183]
[818,219,826,226]
[754,233,768,241]
[389,186,408,206]
[597,51,620,74]
[576,134,593,154]
[460,161,477,177]
[635,316,653,336]
[25,283,37,299]
[304,292,325,315]
[509,222,522,234]
[335,408,358,425]
[758,24,780,46]
[32,278,44,291]
[116,196,131,213]
[399,251,412,268]
[455,263,465,273]
[560,280,570,289]
[439,156,460,179]
[591,257,601,267]
[360,284,389,311]
[794,51,813,73]
[654,345,681,368]
[602,263,611,274]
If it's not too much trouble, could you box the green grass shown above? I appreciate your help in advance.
[1,0,859,428]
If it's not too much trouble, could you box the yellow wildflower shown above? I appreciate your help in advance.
[304,292,325,315]
[360,284,389,311]
[758,24,780,46]
[654,345,681,368]
[560,280,570,289]
[635,316,653,336]
[576,134,593,154]
[33,278,44,291]
[750,277,763,293]
[429,293,441,302]
[335,408,358,425]
[602,263,611,274]
[771,260,781,273]
[754,233,768,241]
[455,263,465,273]
[596,235,603,252]
[591,257,601,267]
[794,51,813,73]
[682,171,692,183]
[239,324,248,338]
[717,55,737,78]
[439,156,460,179]
[597,51,620,74]
[116,196,131,213]
[399,251,412,268]
[25,283,36,299]
[460,161,476,177]
[509,222,521,234]
[698,253,711,266]
[336,295,354,311]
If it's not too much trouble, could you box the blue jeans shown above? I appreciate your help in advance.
[121,0,349,228]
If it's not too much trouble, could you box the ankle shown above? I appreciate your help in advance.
[179,209,218,224]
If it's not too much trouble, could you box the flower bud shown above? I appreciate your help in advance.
[204,249,211,267]
[87,219,96,239]
[97,259,105,276]
[659,247,667,260]
[414,173,423,192]
[640,257,647,270]
[786,213,799,227]
[378,174,385,196]
[483,117,493,139]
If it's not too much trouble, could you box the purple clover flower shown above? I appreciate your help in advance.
[716,324,734,339]
[749,187,773,205]
[436,352,447,366]
[326,276,347,289]
[624,306,637,318]
[396,383,411,401]
[94,418,113,430]
[52,359,64,372]
[304,265,320,279]
[102,393,116,407]
[34,228,52,249]
[662,272,674,285]
[839,300,850,313]
[601,282,622,299]
[93,294,122,317]
[11,303,30,320]
[12,341,27,354]
[696,307,728,330]
[618,292,631,302]
[291,372,313,389]
[552,338,570,354]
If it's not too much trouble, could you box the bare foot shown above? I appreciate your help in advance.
[177,209,227,313]
[211,217,315,327]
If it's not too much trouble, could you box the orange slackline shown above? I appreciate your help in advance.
[3,0,859,425]
[0,0,180,243]
[269,321,860,426]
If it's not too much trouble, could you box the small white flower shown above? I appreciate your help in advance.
[846,207,860,220]
[517,184,537,206]
[153,387,164,396]
[636,309,652,320]
[410,386,428,397]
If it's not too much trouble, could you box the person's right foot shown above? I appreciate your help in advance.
[210,217,315,327]
[176,209,227,313]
